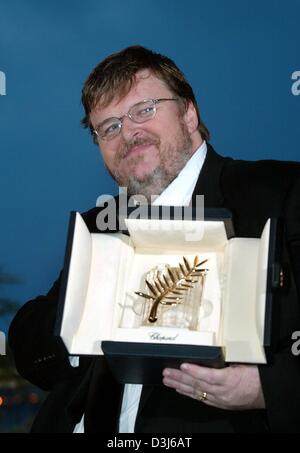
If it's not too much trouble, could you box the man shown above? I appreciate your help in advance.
[9,46,300,433]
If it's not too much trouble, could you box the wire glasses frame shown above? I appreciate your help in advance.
[93,98,178,141]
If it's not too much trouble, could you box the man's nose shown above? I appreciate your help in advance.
[120,115,143,141]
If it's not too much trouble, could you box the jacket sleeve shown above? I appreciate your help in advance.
[8,208,103,392]
[259,176,300,432]
[8,273,86,391]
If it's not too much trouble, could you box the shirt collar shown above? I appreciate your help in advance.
[153,141,207,207]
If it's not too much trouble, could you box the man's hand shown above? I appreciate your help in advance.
[162,363,265,410]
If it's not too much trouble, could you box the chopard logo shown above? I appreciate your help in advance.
[149,331,179,342]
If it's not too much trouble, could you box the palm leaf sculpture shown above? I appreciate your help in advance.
[135,256,208,323]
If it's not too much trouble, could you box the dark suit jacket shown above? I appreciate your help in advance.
[8,145,300,433]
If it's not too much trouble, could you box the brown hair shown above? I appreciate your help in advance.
[81,45,210,141]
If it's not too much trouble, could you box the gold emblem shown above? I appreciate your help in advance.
[135,256,208,329]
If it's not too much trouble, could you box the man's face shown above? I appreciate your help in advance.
[89,70,202,199]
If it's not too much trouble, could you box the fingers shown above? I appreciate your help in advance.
[163,367,194,387]
[162,364,264,411]
[162,365,218,397]
[162,369,229,410]
[163,364,226,389]
[163,376,194,396]
[180,363,225,386]
[175,388,219,408]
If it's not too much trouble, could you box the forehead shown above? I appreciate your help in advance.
[91,70,172,121]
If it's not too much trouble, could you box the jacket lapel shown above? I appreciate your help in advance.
[84,357,123,433]
[65,359,95,427]
[66,357,123,433]
[191,144,231,207]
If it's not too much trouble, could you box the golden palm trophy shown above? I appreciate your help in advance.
[135,256,208,330]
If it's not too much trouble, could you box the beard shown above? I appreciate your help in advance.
[106,120,194,202]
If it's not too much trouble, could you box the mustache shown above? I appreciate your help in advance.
[118,135,160,158]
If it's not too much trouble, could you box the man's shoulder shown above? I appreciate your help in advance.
[220,154,300,216]
[222,156,300,196]
[225,156,300,178]
[207,144,300,189]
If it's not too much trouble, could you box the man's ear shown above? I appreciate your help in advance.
[183,101,199,134]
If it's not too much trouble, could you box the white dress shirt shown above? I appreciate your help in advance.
[74,141,207,433]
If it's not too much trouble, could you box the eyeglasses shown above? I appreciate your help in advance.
[93,98,178,141]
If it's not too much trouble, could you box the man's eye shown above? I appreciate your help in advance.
[137,106,154,116]
[105,123,119,135]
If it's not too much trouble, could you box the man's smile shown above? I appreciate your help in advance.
[125,143,156,159]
